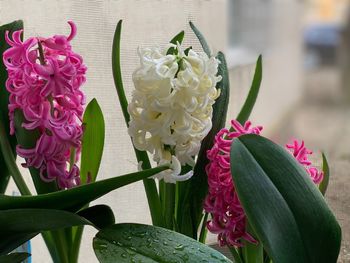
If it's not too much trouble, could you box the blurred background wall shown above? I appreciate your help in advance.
[1,0,349,262]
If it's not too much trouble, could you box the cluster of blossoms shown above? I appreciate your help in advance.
[128,44,221,182]
[3,21,87,189]
[204,119,324,247]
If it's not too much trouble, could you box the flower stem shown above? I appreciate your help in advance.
[229,246,244,263]
[199,212,208,243]
[164,182,175,229]
[0,119,31,195]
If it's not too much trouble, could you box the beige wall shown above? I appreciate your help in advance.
[0,0,227,262]
[0,0,304,262]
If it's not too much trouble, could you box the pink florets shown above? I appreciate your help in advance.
[3,21,86,189]
[204,120,324,247]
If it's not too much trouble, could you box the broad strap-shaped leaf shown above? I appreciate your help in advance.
[189,21,211,56]
[319,153,330,196]
[0,165,169,212]
[0,252,30,263]
[0,209,94,255]
[93,223,232,263]
[177,51,230,239]
[80,98,105,183]
[230,134,341,263]
[236,55,262,124]
[0,20,23,193]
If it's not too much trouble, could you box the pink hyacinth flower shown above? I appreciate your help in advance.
[204,119,324,247]
[3,21,86,189]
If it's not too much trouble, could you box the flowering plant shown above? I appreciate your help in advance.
[0,19,341,263]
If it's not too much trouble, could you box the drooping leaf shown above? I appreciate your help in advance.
[189,21,211,56]
[236,55,262,124]
[177,51,230,238]
[93,223,232,263]
[80,98,105,183]
[230,134,341,263]
[166,31,185,55]
[0,252,30,263]
[0,165,169,212]
[319,153,330,196]
[0,20,23,193]
[77,205,115,229]
[112,20,163,227]
[0,209,93,255]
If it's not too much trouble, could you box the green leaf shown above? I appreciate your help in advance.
[319,153,330,196]
[0,20,23,193]
[189,21,211,56]
[0,165,169,212]
[93,223,232,263]
[0,252,30,263]
[166,31,185,55]
[112,20,164,227]
[177,51,230,239]
[80,98,105,183]
[236,55,262,124]
[0,209,93,255]
[77,205,115,229]
[230,134,341,263]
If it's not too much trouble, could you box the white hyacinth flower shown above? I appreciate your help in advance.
[128,43,221,182]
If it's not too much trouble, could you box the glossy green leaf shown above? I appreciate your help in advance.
[0,20,23,193]
[0,209,93,255]
[0,165,169,212]
[112,20,163,227]
[77,205,115,229]
[177,51,230,239]
[189,21,211,56]
[0,252,30,263]
[230,134,341,263]
[236,55,262,124]
[319,153,330,196]
[93,223,232,263]
[80,98,105,183]
[166,31,185,55]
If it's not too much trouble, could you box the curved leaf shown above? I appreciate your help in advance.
[112,20,163,227]
[230,134,341,263]
[189,21,211,56]
[80,98,105,183]
[77,205,115,229]
[236,55,262,124]
[319,153,330,196]
[0,209,93,255]
[0,20,23,193]
[0,252,30,263]
[0,165,169,212]
[93,223,231,263]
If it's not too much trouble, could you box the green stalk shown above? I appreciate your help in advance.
[0,119,31,196]
[198,212,208,243]
[112,20,164,227]
[229,246,244,263]
[164,183,175,229]
[70,226,84,262]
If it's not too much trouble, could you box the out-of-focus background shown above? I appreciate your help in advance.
[0,0,349,262]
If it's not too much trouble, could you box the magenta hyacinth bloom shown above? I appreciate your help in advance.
[3,21,86,189]
[204,120,324,247]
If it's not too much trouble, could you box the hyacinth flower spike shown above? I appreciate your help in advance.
[204,119,324,247]
[3,21,87,189]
